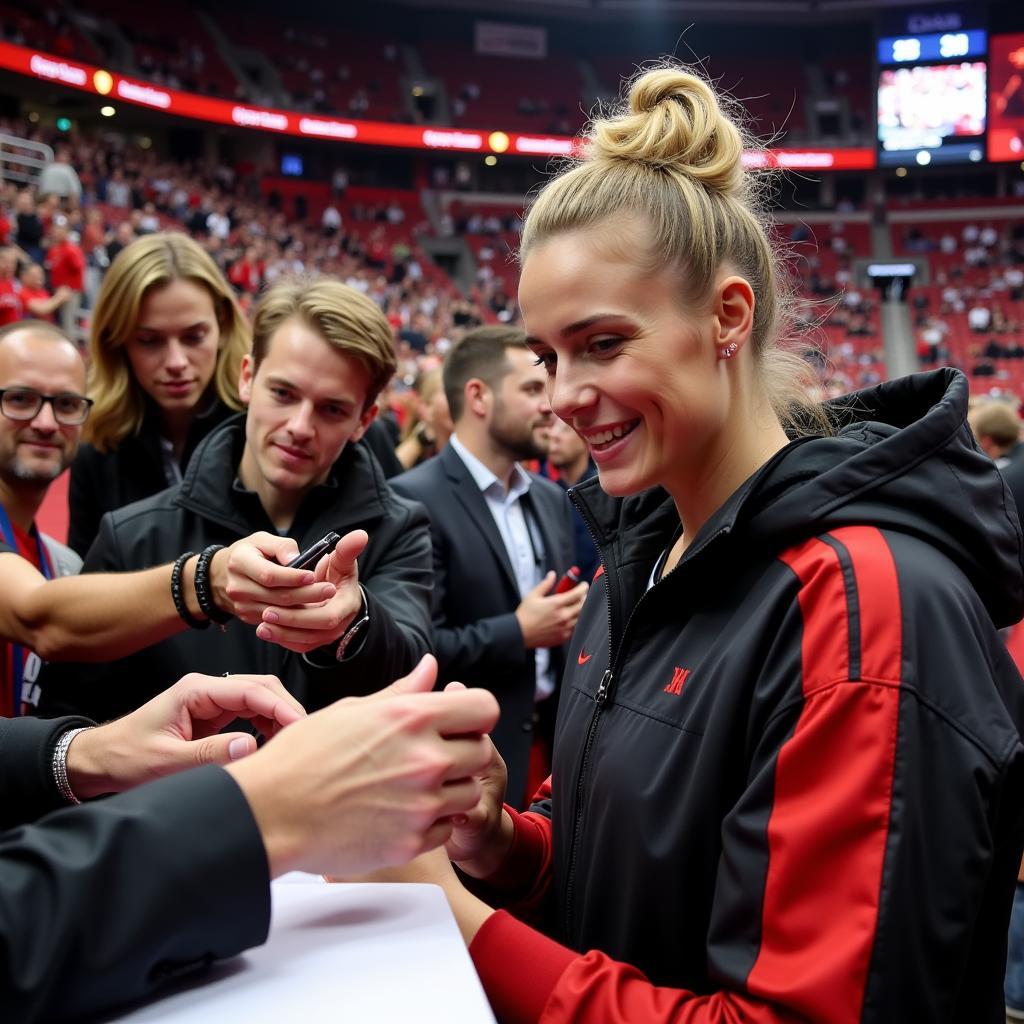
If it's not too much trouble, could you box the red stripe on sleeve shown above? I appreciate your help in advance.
[778,537,850,691]
[747,530,903,1021]
[830,526,903,682]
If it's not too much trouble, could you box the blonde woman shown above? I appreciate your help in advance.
[68,233,248,555]
[364,65,1024,1021]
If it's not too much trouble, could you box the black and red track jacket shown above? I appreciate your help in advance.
[468,368,1024,1022]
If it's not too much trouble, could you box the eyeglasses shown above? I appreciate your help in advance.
[0,388,93,425]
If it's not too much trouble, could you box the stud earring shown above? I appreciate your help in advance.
[719,342,739,360]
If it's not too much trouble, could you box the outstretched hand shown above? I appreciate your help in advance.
[66,672,305,799]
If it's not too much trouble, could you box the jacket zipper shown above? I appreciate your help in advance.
[562,486,726,939]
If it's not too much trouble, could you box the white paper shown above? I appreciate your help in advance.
[107,882,496,1022]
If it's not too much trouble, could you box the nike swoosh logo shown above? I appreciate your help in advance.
[578,650,592,665]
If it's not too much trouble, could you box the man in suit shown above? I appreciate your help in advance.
[392,326,587,807]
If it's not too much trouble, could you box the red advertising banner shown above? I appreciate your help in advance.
[5,41,876,170]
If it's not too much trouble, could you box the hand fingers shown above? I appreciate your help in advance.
[182,676,306,729]
[232,543,319,591]
[235,582,337,613]
[372,654,438,699]
[438,735,495,782]
[242,531,301,567]
[259,592,358,630]
[436,776,486,819]
[325,529,368,585]
[416,819,456,857]
[527,570,557,598]
[443,680,467,692]
[404,687,500,738]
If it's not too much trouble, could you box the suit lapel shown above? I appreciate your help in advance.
[442,446,520,594]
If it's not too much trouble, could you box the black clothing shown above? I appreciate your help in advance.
[392,443,575,806]
[39,416,433,722]
[68,396,236,557]
[0,716,268,1023]
[526,368,1024,1019]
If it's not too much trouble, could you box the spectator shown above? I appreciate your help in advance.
[68,233,248,557]
[37,147,82,203]
[13,192,43,264]
[0,322,85,714]
[17,263,70,322]
[969,400,1023,468]
[0,248,22,328]
[45,220,85,342]
[968,302,993,333]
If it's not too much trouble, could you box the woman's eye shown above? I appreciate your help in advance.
[590,336,622,354]
[531,353,556,372]
[183,331,208,345]
[270,387,292,402]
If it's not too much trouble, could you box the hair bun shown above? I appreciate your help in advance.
[589,67,746,197]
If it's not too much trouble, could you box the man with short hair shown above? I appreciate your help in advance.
[392,325,585,807]
[0,321,86,713]
[38,278,433,722]
[970,400,1023,468]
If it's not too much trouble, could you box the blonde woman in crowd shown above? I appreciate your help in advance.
[68,232,248,555]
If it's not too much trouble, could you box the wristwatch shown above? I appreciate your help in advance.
[333,585,370,662]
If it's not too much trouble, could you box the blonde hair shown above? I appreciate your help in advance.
[86,232,249,451]
[970,400,1021,448]
[251,277,397,407]
[520,64,828,435]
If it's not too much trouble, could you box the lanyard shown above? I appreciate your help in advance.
[0,504,53,716]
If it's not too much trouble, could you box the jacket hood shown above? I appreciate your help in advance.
[573,369,1024,628]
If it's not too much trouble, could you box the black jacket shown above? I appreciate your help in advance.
[39,416,433,722]
[68,396,237,558]
[0,715,269,1023]
[392,443,575,807]
[504,369,1024,1021]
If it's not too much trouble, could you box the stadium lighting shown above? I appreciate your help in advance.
[484,155,497,167]
[100,105,115,117]
[915,150,930,165]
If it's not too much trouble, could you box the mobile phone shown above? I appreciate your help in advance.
[555,565,582,594]
[287,531,342,570]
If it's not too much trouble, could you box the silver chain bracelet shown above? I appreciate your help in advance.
[52,727,92,805]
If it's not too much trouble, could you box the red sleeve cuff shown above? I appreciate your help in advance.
[470,910,577,1024]
[479,805,551,894]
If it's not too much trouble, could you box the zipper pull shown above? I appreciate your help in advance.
[596,670,612,704]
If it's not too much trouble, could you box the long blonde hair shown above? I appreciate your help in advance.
[86,232,249,451]
[520,64,828,435]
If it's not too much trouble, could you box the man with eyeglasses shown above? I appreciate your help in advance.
[0,320,89,715]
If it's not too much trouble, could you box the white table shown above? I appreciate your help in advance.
[106,877,496,1022]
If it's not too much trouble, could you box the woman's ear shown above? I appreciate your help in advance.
[713,275,755,359]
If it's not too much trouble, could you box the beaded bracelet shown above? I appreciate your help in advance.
[52,726,91,805]
[171,551,208,629]
[195,544,232,626]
